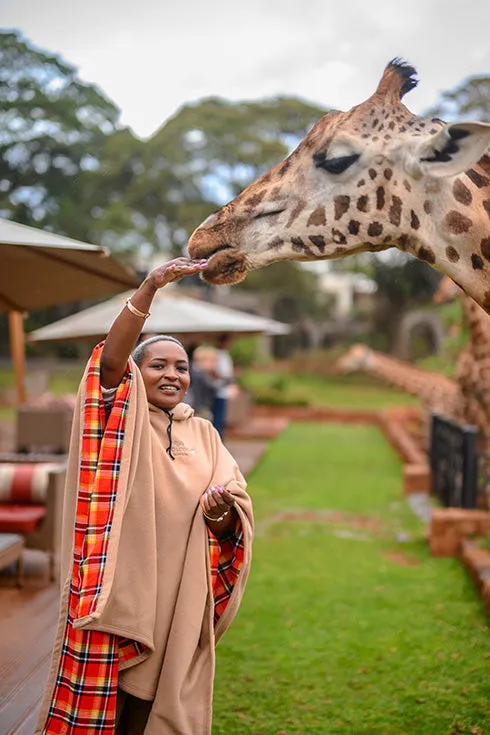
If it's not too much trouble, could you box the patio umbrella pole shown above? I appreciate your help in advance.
[9,310,27,404]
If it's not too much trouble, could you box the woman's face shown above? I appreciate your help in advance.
[139,340,191,411]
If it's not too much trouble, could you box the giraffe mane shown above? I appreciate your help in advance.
[374,58,419,101]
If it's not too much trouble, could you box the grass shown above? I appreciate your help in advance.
[213,424,489,735]
[240,371,419,410]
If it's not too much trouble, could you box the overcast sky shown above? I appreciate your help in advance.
[2,0,490,140]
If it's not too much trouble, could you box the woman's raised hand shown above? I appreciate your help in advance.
[147,258,208,289]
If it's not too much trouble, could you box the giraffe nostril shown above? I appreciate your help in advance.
[201,212,219,229]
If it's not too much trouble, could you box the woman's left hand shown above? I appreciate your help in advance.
[200,485,235,521]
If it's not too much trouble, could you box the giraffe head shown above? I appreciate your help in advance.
[336,344,373,373]
[188,59,490,312]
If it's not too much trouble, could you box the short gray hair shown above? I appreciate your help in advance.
[132,335,187,367]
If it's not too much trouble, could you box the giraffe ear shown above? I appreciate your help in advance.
[404,122,490,179]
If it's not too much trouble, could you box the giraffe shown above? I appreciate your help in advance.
[433,276,490,496]
[337,344,463,432]
[433,276,490,428]
[188,59,490,314]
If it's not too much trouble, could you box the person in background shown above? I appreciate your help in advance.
[213,333,235,439]
[187,346,219,420]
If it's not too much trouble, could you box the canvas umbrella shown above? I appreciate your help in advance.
[0,217,138,403]
[28,288,290,344]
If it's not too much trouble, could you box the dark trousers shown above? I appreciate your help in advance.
[212,396,228,439]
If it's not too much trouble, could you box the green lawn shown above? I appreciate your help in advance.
[213,424,489,735]
[240,371,418,409]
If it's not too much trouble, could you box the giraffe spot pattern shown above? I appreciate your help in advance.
[376,187,385,210]
[466,169,490,189]
[389,195,402,226]
[334,195,351,220]
[418,246,436,264]
[291,237,305,252]
[357,179,365,187]
[403,180,412,192]
[245,192,265,208]
[270,186,283,200]
[453,179,473,206]
[410,210,420,230]
[368,222,383,237]
[388,121,395,130]
[481,238,490,262]
[357,195,369,213]
[268,237,284,250]
[384,168,393,180]
[472,253,484,270]
[483,290,490,314]
[483,201,490,219]
[479,154,490,175]
[332,229,347,244]
[423,200,433,214]
[277,158,291,178]
[286,200,306,228]
[369,169,377,180]
[445,211,473,234]
[397,235,410,251]
[348,220,360,235]
[309,235,326,252]
[307,207,326,227]
[446,246,460,262]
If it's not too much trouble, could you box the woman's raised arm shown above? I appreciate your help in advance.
[100,257,207,389]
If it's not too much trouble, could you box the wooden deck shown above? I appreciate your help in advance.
[0,553,58,734]
[0,436,270,734]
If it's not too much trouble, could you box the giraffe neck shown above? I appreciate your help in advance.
[366,351,456,402]
[461,295,490,361]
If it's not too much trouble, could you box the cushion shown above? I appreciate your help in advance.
[0,503,47,533]
[0,463,59,504]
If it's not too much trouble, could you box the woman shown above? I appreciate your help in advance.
[36,258,254,735]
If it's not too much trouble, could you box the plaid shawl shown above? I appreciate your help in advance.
[42,344,245,734]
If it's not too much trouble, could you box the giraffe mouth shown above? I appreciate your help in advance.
[201,248,248,285]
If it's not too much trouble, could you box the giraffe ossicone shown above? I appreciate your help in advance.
[188,59,490,313]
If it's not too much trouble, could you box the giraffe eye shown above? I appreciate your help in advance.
[313,152,360,174]
[253,207,286,220]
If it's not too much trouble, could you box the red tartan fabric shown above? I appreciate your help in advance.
[207,517,245,625]
[43,344,133,734]
[42,344,245,734]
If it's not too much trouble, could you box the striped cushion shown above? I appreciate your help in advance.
[0,463,59,505]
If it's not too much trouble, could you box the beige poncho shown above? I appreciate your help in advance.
[36,347,253,734]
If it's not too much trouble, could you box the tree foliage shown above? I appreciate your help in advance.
[0,30,121,238]
[426,75,490,123]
